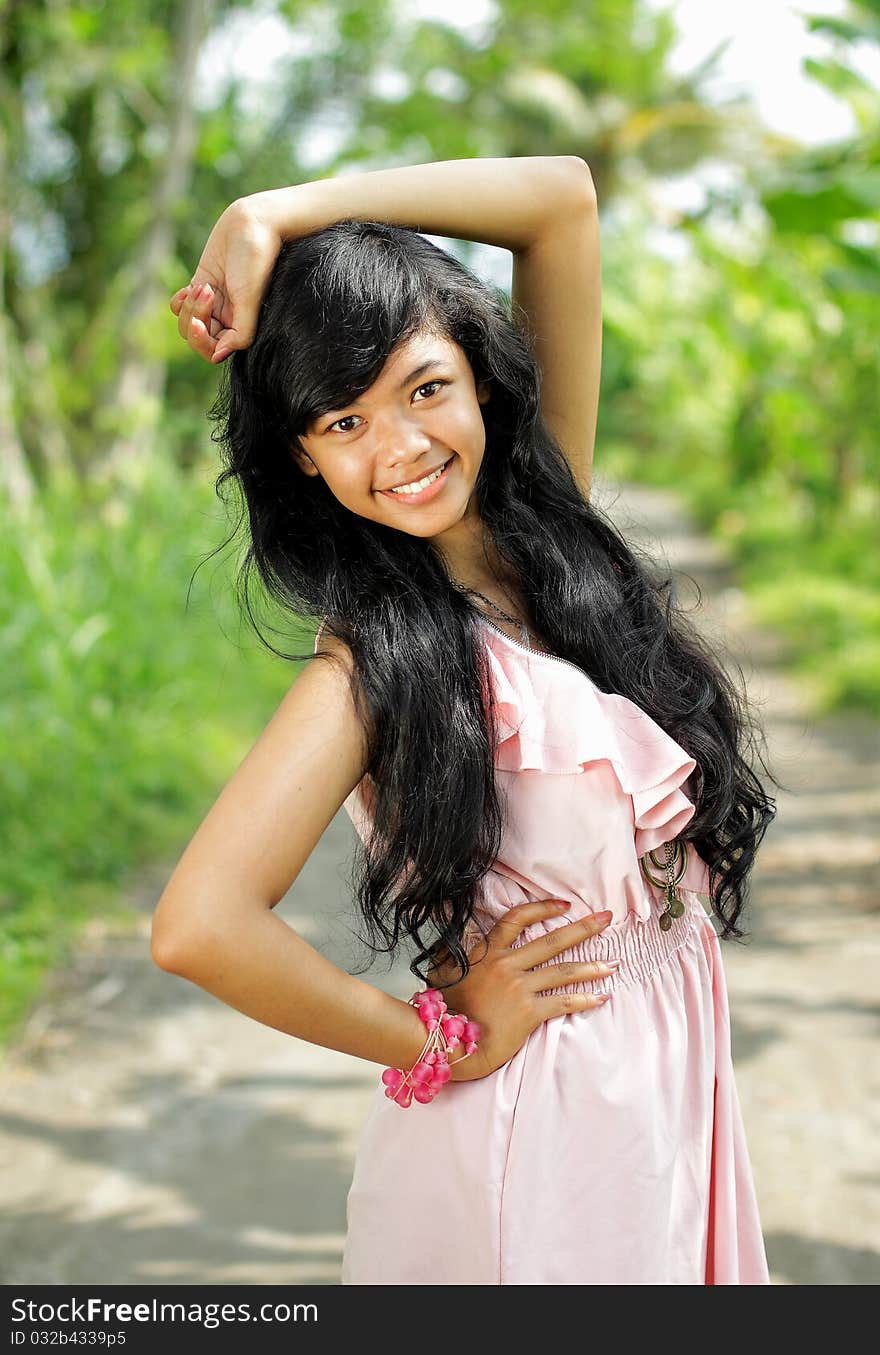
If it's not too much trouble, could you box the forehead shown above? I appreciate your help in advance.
[378,329,464,379]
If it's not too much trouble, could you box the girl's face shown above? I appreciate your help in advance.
[293,329,491,544]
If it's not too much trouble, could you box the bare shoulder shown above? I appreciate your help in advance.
[153,634,370,937]
[314,624,356,671]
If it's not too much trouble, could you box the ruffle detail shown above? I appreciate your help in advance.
[481,627,710,895]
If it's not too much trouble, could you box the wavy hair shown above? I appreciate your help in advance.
[204,217,780,985]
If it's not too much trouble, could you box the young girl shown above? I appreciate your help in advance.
[155,156,777,1285]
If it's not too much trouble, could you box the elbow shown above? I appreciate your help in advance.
[150,921,188,974]
[150,894,199,974]
[555,155,598,208]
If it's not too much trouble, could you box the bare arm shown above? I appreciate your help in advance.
[252,154,591,255]
[254,156,601,494]
[511,202,601,500]
[151,638,430,1073]
[174,156,601,495]
[152,632,617,1079]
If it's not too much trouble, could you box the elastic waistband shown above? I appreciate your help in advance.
[508,891,709,997]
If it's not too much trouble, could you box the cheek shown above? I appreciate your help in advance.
[437,402,486,452]
[331,455,379,507]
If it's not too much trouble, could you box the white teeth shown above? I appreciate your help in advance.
[389,460,448,494]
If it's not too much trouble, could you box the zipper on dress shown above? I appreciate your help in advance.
[478,615,596,684]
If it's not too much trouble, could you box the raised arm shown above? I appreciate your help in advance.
[510,183,600,501]
[173,156,600,497]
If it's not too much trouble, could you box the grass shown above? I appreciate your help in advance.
[600,440,880,718]
[1,453,314,1051]
[3,436,877,1055]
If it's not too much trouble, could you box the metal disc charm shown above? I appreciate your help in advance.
[640,836,689,932]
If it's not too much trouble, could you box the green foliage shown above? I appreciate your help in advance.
[2,0,879,1046]
[0,455,309,1047]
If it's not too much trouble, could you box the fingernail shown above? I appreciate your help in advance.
[192,283,204,299]
[597,910,614,921]
[596,993,611,1004]
[212,347,228,362]
[604,960,621,971]
[553,900,571,909]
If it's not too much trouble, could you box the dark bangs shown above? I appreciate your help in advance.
[249,220,451,439]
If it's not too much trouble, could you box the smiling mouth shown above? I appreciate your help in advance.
[379,456,454,495]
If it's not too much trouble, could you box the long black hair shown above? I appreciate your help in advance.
[205,217,780,985]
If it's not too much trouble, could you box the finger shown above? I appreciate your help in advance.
[190,315,216,359]
[185,286,221,358]
[540,989,611,1020]
[191,284,236,361]
[189,315,208,352]
[176,287,198,340]
[487,898,575,950]
[174,281,204,315]
[213,284,264,361]
[527,958,619,991]
[175,282,213,337]
[515,910,613,967]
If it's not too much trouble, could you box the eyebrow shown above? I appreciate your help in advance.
[395,358,450,390]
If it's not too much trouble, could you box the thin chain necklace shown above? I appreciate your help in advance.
[455,584,539,651]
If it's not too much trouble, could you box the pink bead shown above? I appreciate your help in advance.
[383,992,483,1107]
[419,996,446,1018]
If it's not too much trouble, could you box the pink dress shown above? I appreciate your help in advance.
[316,616,770,1285]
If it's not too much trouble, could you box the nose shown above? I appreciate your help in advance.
[374,409,433,477]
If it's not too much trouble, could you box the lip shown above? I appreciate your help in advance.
[378,456,455,504]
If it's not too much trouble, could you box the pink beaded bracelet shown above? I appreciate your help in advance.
[381,988,481,1108]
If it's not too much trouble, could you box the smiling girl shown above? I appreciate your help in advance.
[153,156,776,1285]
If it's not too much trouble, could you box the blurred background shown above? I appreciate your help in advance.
[1,0,878,1286]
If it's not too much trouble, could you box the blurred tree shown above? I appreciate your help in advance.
[1,0,774,499]
[2,0,878,710]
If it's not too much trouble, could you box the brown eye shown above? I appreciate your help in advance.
[413,380,448,401]
[328,414,361,434]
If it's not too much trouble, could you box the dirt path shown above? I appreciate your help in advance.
[1,475,877,1286]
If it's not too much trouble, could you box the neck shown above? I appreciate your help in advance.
[431,516,518,596]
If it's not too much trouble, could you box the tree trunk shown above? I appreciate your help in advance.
[0,130,38,514]
[92,0,212,490]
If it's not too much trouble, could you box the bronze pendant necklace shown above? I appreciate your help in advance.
[639,837,688,931]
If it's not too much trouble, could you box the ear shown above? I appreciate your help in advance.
[291,441,321,477]
[477,379,491,405]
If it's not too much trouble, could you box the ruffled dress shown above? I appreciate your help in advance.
[315,616,770,1285]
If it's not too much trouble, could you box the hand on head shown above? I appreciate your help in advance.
[169,199,284,364]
